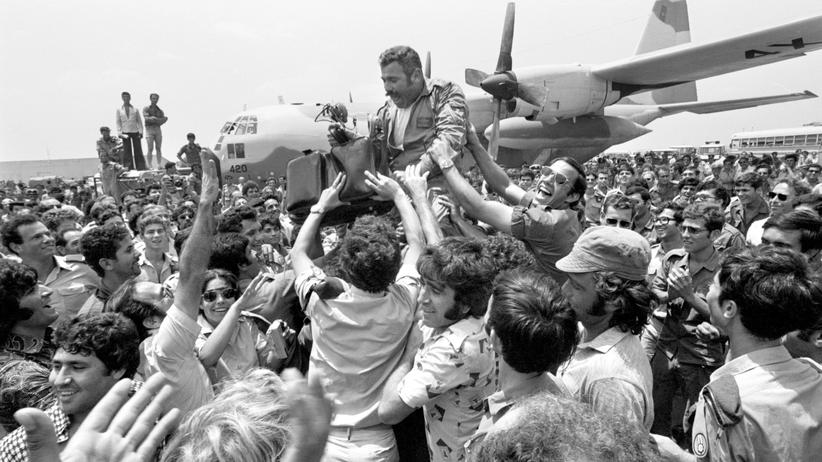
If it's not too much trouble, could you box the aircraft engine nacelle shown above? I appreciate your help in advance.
[514,64,621,120]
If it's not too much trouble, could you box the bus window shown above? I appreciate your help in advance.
[765,137,774,146]
[784,136,794,146]
[795,136,806,145]
[774,136,784,146]
[235,116,249,136]
[807,134,818,145]
[756,138,765,147]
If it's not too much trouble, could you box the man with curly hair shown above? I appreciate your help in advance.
[557,226,656,431]
[0,260,57,368]
[290,172,424,462]
[379,237,497,462]
[77,224,140,316]
[0,312,141,462]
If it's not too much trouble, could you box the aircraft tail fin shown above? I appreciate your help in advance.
[623,0,697,104]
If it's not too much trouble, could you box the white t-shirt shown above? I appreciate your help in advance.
[392,106,413,147]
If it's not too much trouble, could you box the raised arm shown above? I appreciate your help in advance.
[174,149,219,319]
[290,173,347,277]
[465,126,528,205]
[364,170,425,266]
[415,82,467,176]
[429,139,515,234]
[401,165,443,245]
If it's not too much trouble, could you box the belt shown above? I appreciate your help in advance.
[328,424,392,441]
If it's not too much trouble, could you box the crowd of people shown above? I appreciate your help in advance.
[0,45,821,462]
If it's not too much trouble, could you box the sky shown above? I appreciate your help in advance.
[1,0,821,162]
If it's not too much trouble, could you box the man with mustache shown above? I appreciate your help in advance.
[371,46,467,180]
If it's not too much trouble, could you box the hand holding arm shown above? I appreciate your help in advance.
[402,165,443,244]
[464,125,527,205]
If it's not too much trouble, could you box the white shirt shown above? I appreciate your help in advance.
[116,104,144,134]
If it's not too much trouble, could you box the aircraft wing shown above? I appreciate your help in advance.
[657,90,817,115]
[593,15,822,88]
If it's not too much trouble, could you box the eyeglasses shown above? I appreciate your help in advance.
[693,193,715,202]
[540,167,568,185]
[679,225,707,234]
[654,216,673,225]
[809,169,821,175]
[202,288,239,302]
[767,192,789,201]
[604,218,632,228]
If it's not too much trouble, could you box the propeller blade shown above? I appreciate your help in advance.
[425,51,431,79]
[488,99,501,161]
[495,2,516,73]
[516,81,548,108]
[465,68,489,87]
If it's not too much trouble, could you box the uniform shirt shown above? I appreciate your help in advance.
[560,326,655,431]
[510,192,580,284]
[725,196,770,236]
[96,135,122,164]
[296,264,420,428]
[714,222,746,256]
[177,142,202,166]
[143,305,214,416]
[0,402,69,462]
[651,182,678,203]
[42,256,99,322]
[691,346,822,461]
[115,104,143,134]
[135,252,177,285]
[653,249,725,366]
[398,317,496,462]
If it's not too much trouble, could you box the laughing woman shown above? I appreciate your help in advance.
[195,269,283,385]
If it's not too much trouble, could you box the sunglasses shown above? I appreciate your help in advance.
[540,167,568,185]
[604,218,632,228]
[808,169,821,175]
[202,288,239,302]
[679,225,707,234]
[767,192,789,201]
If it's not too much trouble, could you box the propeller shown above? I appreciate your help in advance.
[464,2,520,160]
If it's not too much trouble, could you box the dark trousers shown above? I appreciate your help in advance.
[122,132,146,170]
[650,351,716,446]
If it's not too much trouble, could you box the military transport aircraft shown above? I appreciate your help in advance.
[212,0,821,184]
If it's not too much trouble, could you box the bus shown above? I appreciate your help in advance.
[697,141,726,158]
[729,124,822,157]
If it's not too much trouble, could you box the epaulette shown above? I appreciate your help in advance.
[701,375,743,428]
[662,248,687,260]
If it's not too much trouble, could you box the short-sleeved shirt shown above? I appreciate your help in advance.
[177,143,202,166]
[560,326,654,431]
[725,197,769,236]
[296,264,420,428]
[510,192,580,284]
[96,136,122,164]
[135,252,177,285]
[691,346,822,461]
[143,305,214,415]
[42,256,99,322]
[653,249,725,366]
[195,313,267,384]
[398,317,496,462]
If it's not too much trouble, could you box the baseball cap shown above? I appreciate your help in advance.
[556,226,651,281]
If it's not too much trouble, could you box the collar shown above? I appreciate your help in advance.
[577,326,631,354]
[489,372,564,416]
[53,255,73,271]
[680,247,721,274]
[711,345,793,380]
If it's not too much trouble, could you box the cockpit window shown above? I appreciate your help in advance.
[235,116,249,136]
[220,122,234,134]
[246,115,258,135]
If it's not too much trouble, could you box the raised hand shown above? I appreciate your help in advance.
[199,148,220,205]
[402,164,430,199]
[364,171,403,201]
[315,172,348,212]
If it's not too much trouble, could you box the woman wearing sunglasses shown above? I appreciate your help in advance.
[196,270,285,385]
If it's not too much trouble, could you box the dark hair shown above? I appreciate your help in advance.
[80,224,132,277]
[594,271,655,335]
[763,209,822,252]
[52,313,141,378]
[601,192,636,219]
[55,227,79,248]
[186,132,195,140]
[657,201,685,223]
[97,207,122,227]
[683,202,725,233]
[378,45,422,77]
[476,393,657,462]
[242,181,260,196]
[483,234,536,273]
[121,91,130,97]
[40,208,81,233]
[773,178,811,198]
[0,214,41,254]
[218,206,257,234]
[519,169,534,181]
[107,279,162,341]
[202,269,239,294]
[489,270,578,373]
[678,177,699,191]
[696,180,731,208]
[717,247,821,340]
[0,260,39,343]
[339,215,402,293]
[209,233,251,277]
[149,93,159,99]
[417,237,497,319]
[0,360,53,433]
[625,185,650,203]
[795,193,822,216]
[172,204,196,229]
[755,162,772,174]
[734,172,763,189]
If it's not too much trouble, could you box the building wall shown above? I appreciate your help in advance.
[0,157,100,181]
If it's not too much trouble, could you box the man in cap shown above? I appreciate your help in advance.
[96,126,123,199]
[557,226,656,431]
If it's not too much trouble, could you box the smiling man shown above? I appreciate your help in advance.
[371,45,468,179]
[1,215,98,322]
[431,131,585,283]
[0,260,57,368]
[0,312,141,462]
[77,224,141,316]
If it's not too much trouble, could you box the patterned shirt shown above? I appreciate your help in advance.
[0,402,69,462]
[0,332,56,368]
[398,317,496,462]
